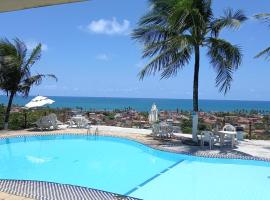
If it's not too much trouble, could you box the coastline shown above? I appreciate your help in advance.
[1,95,270,112]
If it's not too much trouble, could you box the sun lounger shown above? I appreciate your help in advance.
[69,116,91,128]
[35,113,65,130]
[35,114,57,130]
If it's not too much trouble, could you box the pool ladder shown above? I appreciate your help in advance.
[87,126,99,136]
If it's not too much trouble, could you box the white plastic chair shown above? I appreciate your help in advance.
[200,131,218,150]
[223,124,236,132]
[222,124,237,146]
[152,124,161,138]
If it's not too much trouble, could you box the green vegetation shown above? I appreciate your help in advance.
[181,118,211,134]
[0,38,57,129]
[140,112,149,119]
[181,119,192,134]
[0,104,70,130]
[103,112,115,120]
[132,0,247,141]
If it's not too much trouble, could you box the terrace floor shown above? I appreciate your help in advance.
[0,126,269,199]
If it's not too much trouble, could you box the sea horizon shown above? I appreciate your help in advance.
[2,94,270,102]
[1,95,270,112]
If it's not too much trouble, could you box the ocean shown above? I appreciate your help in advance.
[0,96,269,112]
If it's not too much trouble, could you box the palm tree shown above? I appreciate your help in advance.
[132,0,247,142]
[254,13,270,60]
[0,38,57,129]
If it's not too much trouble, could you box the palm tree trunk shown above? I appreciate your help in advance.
[192,45,200,142]
[4,92,15,130]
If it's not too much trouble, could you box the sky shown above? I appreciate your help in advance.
[0,0,270,101]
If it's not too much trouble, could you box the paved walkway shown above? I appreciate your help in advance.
[0,192,32,200]
[0,180,139,200]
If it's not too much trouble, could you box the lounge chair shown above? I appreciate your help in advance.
[35,114,58,130]
[69,116,91,128]
[35,113,67,130]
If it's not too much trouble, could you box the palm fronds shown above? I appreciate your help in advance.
[254,13,270,60]
[210,8,247,37]
[133,0,245,94]
[207,38,242,94]
[0,38,57,97]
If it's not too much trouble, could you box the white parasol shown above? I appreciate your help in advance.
[25,96,55,108]
[149,103,159,124]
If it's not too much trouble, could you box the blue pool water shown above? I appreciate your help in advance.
[0,135,269,200]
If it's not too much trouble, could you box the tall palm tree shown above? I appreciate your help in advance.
[254,13,270,60]
[132,0,247,142]
[0,38,57,129]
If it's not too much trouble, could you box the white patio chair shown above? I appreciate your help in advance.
[67,120,77,128]
[152,123,161,138]
[200,131,218,150]
[160,125,169,138]
[223,124,236,132]
[166,125,174,138]
[80,117,91,129]
[222,124,238,145]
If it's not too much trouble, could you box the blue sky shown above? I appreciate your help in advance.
[0,0,269,100]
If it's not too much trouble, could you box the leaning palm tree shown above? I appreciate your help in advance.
[0,38,57,129]
[254,13,270,60]
[132,0,247,142]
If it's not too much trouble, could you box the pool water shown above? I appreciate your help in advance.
[0,135,269,200]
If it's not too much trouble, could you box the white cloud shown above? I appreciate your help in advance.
[26,40,48,52]
[96,53,109,61]
[81,17,130,35]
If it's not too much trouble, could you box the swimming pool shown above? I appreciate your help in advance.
[0,135,269,200]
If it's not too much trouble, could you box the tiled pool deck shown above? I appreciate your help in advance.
[0,180,140,200]
[0,126,270,199]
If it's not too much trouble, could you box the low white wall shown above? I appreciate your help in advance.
[90,125,152,135]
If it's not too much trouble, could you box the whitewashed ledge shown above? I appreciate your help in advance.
[90,125,152,135]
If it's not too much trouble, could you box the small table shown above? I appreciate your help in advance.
[217,131,237,148]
